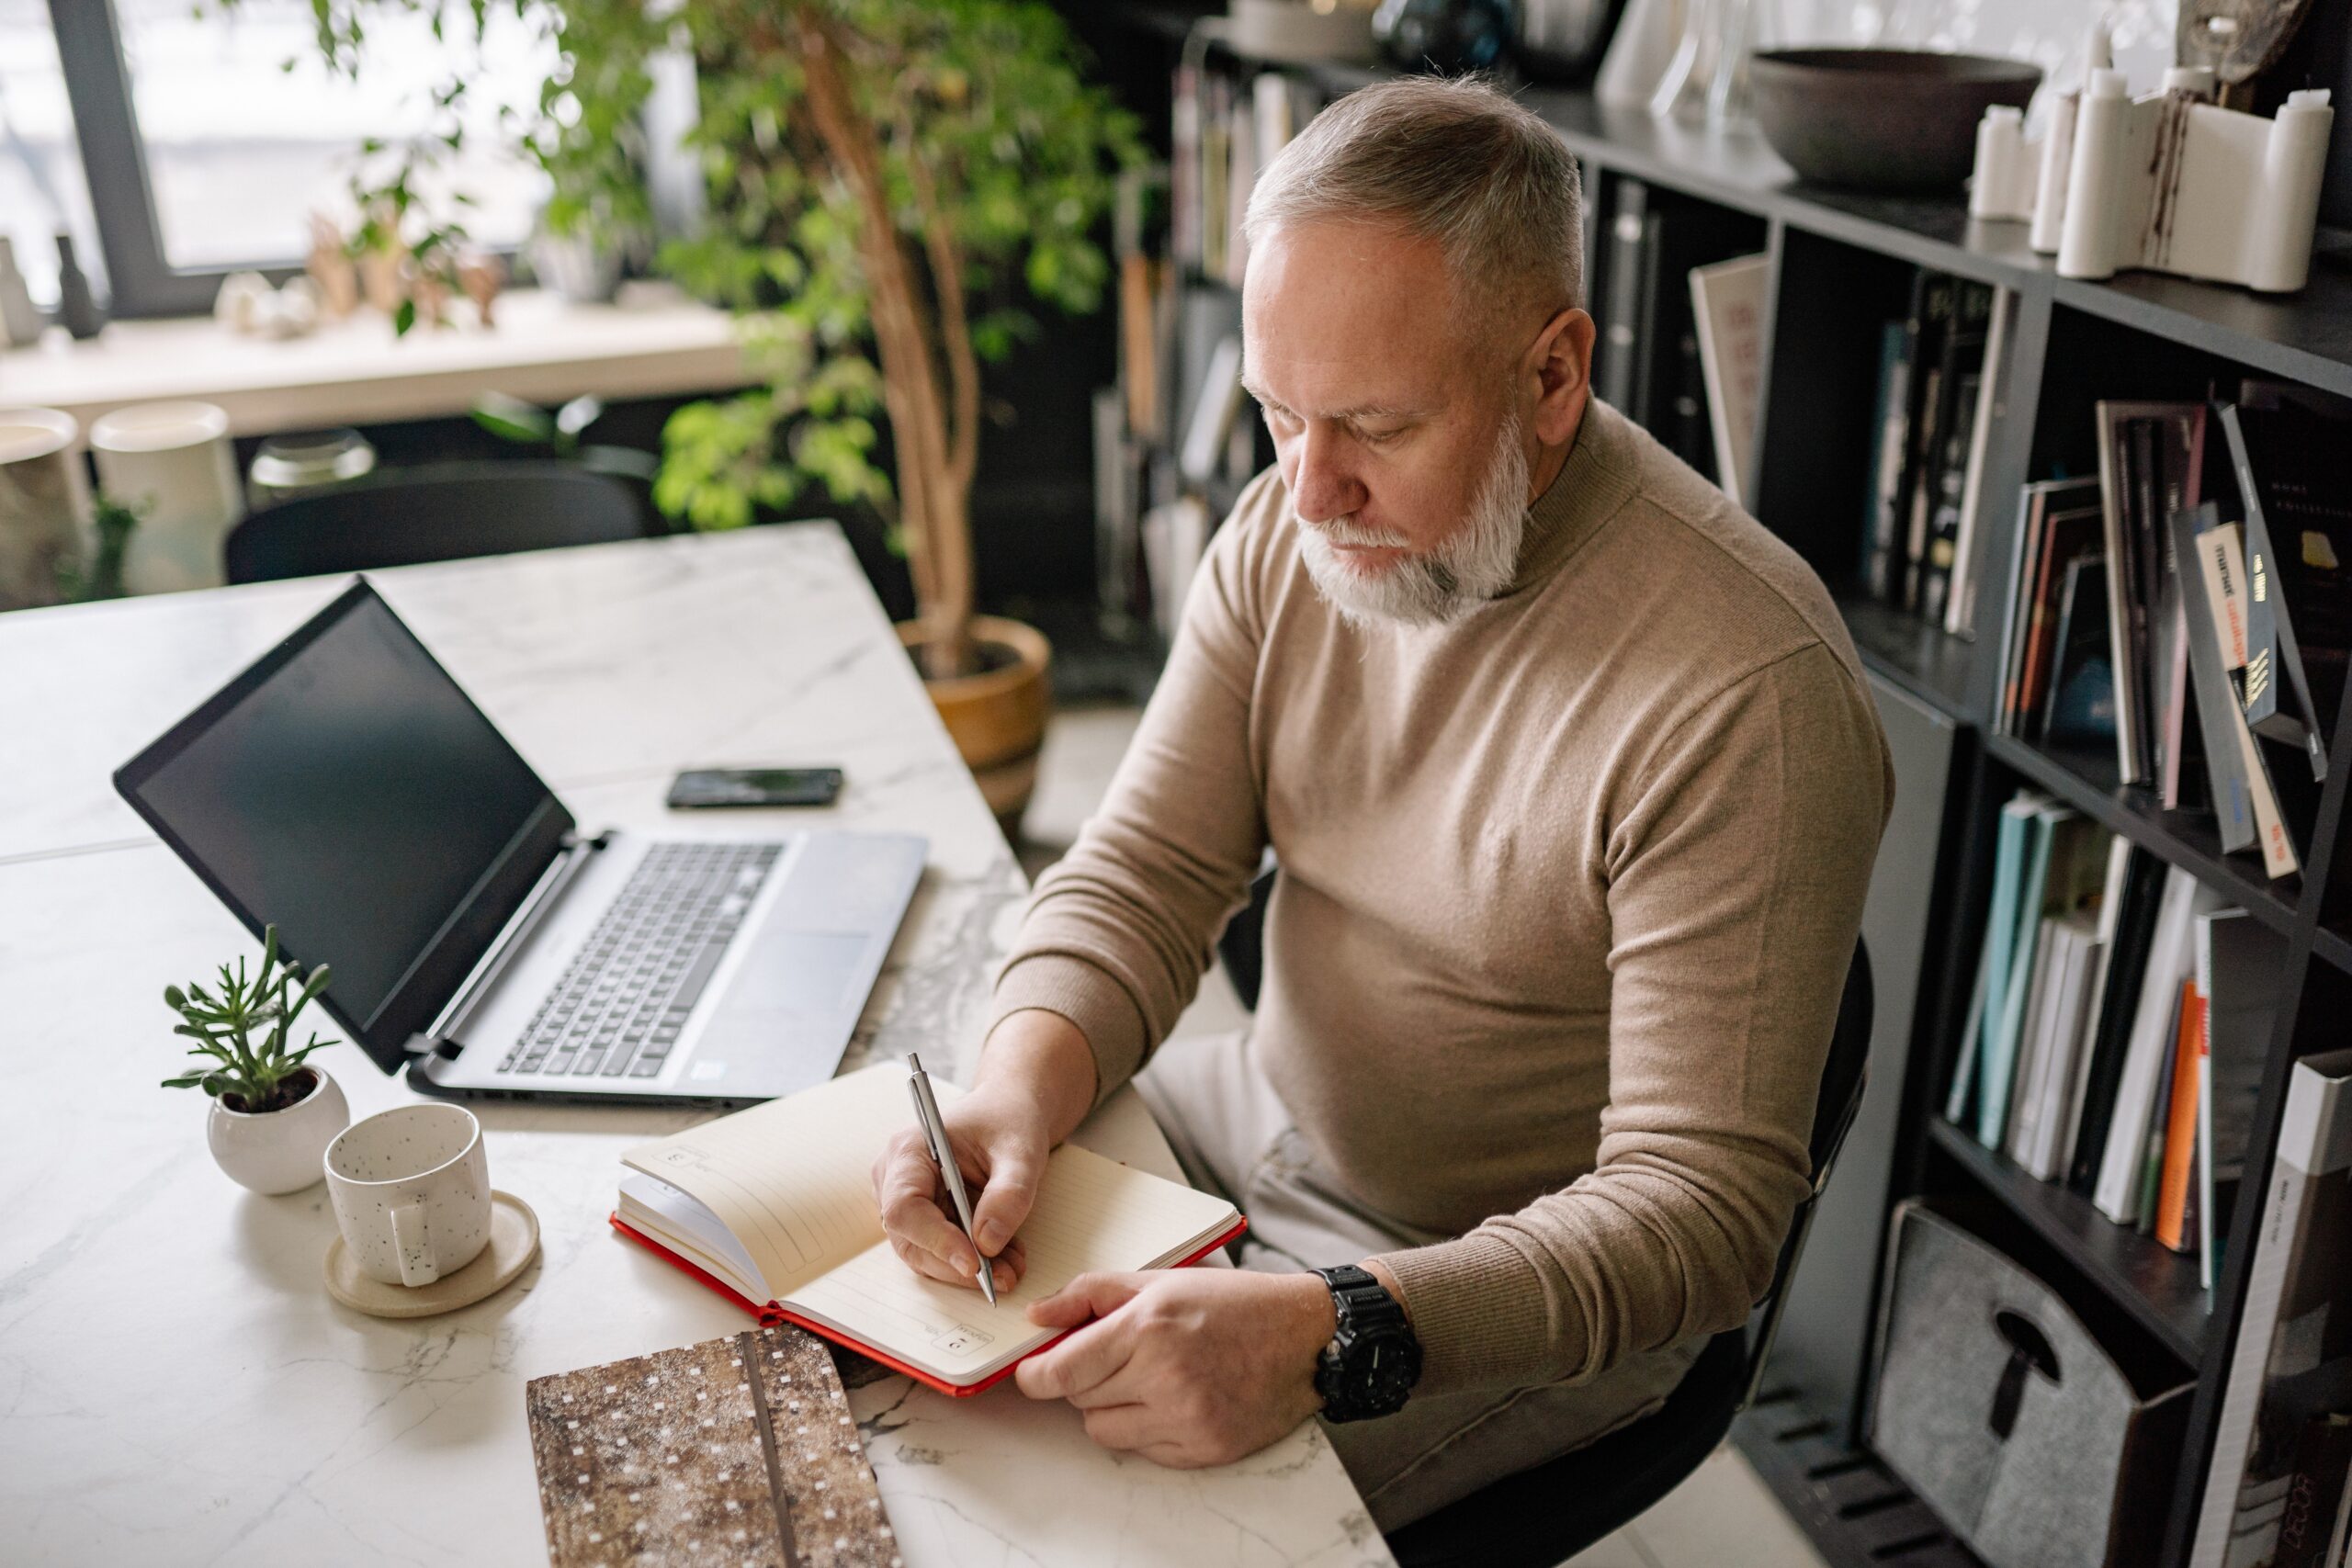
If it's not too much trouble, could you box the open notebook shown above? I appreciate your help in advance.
[613,1063,1246,1395]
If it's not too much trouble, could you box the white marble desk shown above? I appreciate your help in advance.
[0,527,1388,1567]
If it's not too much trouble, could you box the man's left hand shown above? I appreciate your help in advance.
[1013,1268,1336,1467]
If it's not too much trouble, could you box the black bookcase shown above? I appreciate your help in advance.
[1114,10,2352,1566]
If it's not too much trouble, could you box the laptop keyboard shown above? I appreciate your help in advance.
[499,841,782,1079]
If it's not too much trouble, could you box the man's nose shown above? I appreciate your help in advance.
[1287,424,1364,525]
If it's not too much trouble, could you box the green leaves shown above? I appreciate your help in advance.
[159,923,340,1111]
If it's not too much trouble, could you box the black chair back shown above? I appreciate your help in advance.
[1212,870,1875,1567]
[224,460,660,584]
[1387,942,1873,1568]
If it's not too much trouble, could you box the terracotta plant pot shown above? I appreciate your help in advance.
[899,615,1052,838]
[206,1066,351,1195]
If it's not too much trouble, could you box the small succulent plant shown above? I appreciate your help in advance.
[162,924,337,1114]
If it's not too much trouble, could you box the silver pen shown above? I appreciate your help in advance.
[906,1052,997,1305]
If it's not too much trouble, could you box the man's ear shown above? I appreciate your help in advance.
[1527,306,1595,447]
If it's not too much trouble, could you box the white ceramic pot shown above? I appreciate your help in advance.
[206,1067,351,1195]
[89,400,244,594]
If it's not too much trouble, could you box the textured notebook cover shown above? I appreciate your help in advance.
[526,1325,899,1567]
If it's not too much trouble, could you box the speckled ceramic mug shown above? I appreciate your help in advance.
[324,1104,492,1288]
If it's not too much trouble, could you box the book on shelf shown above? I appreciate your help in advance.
[1943,286,2016,638]
[612,1064,1245,1396]
[2135,973,2186,1236]
[1178,333,1246,488]
[2175,499,2263,856]
[1861,319,1909,603]
[2197,907,2282,1289]
[2005,908,2101,1180]
[1996,406,2307,883]
[1113,164,1170,442]
[2095,863,2225,1224]
[1944,803,2272,1223]
[2155,976,2207,1253]
[1947,792,2041,1131]
[1950,793,2111,1155]
[1689,253,1769,507]
[2093,401,2206,788]
[1199,72,1230,281]
[2191,1048,2352,1568]
[1577,155,1604,327]
[1919,366,1983,626]
[2043,552,2119,752]
[2198,514,2302,879]
[1168,62,1318,289]
[1589,182,1755,477]
[1998,477,2104,739]
[1900,279,1993,618]
[1871,273,1946,611]
[1222,80,1257,289]
[2220,392,2352,784]
[1999,913,2064,1158]
[2059,835,2139,1183]
[1142,496,1213,638]
[1170,61,1201,271]
[2067,844,2170,1196]
[1978,802,2105,1150]
[1594,177,1652,418]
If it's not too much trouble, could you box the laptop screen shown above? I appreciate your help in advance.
[116,581,575,1073]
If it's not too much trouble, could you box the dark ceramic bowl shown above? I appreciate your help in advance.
[1749,49,2042,193]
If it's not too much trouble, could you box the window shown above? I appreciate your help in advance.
[0,0,102,307]
[115,0,551,272]
[35,0,556,318]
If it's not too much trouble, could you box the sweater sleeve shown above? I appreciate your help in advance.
[1370,641,1890,1395]
[985,480,1276,1107]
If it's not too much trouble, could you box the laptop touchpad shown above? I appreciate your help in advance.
[725,931,871,1017]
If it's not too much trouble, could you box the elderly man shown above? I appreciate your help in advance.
[873,76,1893,1528]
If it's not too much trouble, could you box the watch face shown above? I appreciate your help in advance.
[1322,1327,1422,1420]
[1314,1269,1423,1422]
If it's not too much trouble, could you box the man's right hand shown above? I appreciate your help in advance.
[870,1009,1101,1293]
[872,1085,1051,1292]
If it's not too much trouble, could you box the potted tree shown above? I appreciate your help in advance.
[163,925,351,1195]
[272,2,1143,829]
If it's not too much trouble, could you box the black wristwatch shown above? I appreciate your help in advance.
[1311,1265,1422,1422]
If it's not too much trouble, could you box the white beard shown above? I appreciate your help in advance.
[1296,416,1531,630]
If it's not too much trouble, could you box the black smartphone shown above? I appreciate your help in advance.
[665,767,844,808]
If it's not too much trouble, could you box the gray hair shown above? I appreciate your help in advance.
[1242,76,1583,324]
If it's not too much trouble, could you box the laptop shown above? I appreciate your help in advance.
[113,577,927,1105]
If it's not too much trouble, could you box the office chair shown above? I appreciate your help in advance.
[1214,871,1874,1568]
[224,460,660,584]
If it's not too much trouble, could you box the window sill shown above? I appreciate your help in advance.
[0,283,752,438]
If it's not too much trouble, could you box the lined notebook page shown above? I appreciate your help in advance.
[789,1144,1241,1382]
[621,1064,914,1298]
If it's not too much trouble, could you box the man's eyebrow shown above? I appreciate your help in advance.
[1238,379,1426,423]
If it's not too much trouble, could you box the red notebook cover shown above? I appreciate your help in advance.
[611,1212,1250,1398]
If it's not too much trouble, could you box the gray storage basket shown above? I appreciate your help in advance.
[1865,1199,2193,1568]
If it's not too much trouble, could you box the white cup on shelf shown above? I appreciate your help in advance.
[89,400,244,594]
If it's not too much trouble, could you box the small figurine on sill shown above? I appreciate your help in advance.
[306,213,360,319]
[213,271,322,339]
[457,249,505,329]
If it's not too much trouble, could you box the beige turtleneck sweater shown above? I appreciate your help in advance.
[989,400,1894,1397]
